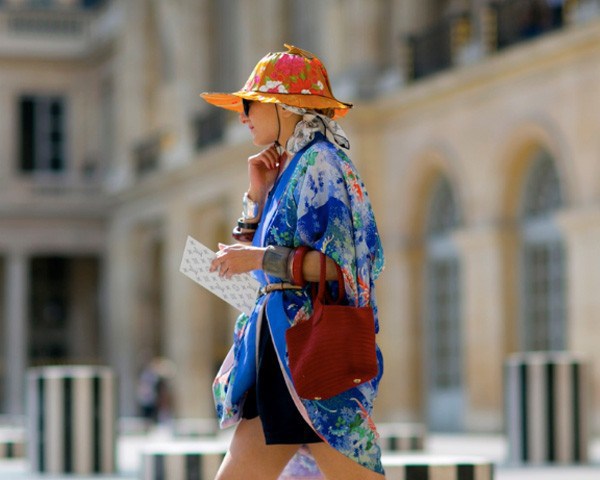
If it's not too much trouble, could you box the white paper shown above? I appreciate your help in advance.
[179,236,260,315]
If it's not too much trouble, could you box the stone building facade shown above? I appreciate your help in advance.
[1,0,600,434]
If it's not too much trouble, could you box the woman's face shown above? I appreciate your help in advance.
[240,101,278,146]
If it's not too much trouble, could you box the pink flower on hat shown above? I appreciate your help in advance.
[275,54,307,77]
[200,44,353,119]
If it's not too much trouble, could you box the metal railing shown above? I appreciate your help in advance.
[487,0,574,51]
[404,12,471,81]
[6,12,85,36]
[0,0,107,10]
[401,1,594,83]
[0,1,117,58]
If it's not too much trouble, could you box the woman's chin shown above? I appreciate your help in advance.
[252,136,274,147]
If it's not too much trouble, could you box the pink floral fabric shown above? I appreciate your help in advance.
[243,52,330,97]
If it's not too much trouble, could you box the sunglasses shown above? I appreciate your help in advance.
[242,99,253,117]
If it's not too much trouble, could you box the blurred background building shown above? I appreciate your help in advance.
[1,0,600,436]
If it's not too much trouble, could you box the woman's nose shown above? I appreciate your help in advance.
[239,112,249,123]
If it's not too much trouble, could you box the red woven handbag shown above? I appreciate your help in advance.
[285,253,378,400]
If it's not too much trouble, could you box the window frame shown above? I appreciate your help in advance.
[18,93,68,176]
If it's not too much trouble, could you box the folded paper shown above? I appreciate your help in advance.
[179,236,260,315]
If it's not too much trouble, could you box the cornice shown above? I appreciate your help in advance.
[349,19,600,129]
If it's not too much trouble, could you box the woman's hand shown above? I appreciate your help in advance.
[210,243,265,279]
[247,144,282,204]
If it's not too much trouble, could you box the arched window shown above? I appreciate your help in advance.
[424,176,463,431]
[427,176,461,236]
[519,151,566,351]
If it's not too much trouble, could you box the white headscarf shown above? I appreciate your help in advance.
[281,104,350,154]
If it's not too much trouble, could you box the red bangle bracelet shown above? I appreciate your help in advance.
[290,246,311,286]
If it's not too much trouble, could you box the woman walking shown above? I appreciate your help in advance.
[202,44,385,479]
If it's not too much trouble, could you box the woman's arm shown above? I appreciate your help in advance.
[210,244,339,282]
[245,144,282,220]
[299,250,338,283]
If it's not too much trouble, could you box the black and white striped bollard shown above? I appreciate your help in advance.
[0,428,26,459]
[504,352,589,464]
[382,454,495,480]
[141,441,227,480]
[378,423,426,452]
[27,365,117,474]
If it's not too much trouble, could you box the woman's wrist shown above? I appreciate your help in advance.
[246,187,267,201]
[259,246,340,284]
[262,246,293,281]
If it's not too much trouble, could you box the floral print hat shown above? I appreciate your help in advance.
[200,44,352,119]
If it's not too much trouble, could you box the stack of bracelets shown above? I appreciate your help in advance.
[231,214,311,285]
[260,245,310,285]
[231,217,259,243]
[232,191,319,285]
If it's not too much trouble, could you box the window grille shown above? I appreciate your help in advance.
[426,176,461,236]
[426,257,461,389]
[520,152,566,351]
[522,152,563,218]
[424,176,464,431]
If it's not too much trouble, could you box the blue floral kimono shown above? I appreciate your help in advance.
[213,133,385,474]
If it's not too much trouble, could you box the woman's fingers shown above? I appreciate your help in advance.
[210,257,234,279]
[247,145,281,198]
[210,245,263,278]
[249,144,281,170]
[210,244,230,275]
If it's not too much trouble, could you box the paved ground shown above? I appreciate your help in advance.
[0,429,599,479]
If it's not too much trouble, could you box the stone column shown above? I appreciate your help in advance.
[3,251,29,415]
[375,243,425,422]
[163,200,218,419]
[0,79,10,187]
[106,223,138,415]
[454,226,514,432]
[557,208,600,432]
[110,0,145,189]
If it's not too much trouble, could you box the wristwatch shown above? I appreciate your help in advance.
[242,191,259,220]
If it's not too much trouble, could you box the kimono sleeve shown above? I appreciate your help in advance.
[293,145,383,308]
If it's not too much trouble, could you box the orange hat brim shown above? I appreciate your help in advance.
[200,91,352,119]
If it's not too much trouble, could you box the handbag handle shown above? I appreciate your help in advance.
[316,252,345,305]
